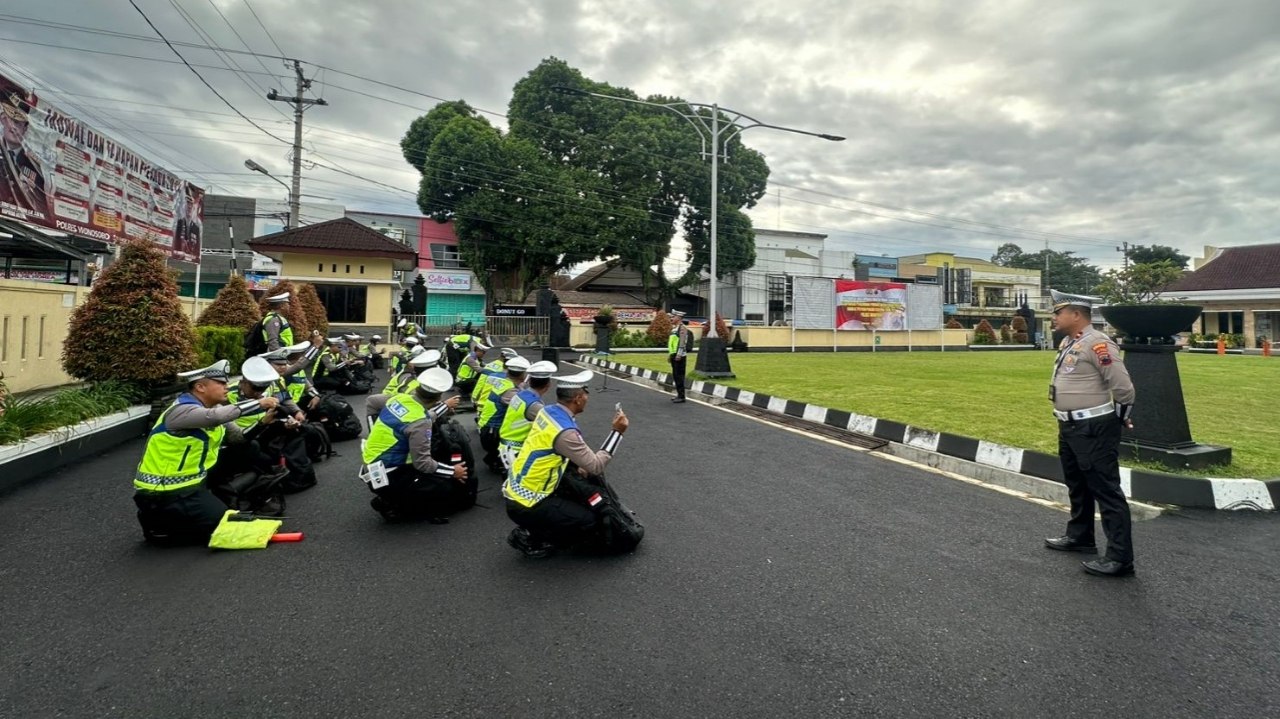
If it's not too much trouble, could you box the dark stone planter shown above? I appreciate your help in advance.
[592,315,613,327]
[694,336,735,378]
[1099,304,1232,471]
[1101,304,1201,344]
[594,325,611,354]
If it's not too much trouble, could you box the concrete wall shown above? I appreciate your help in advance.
[0,279,212,394]
[563,323,971,350]
[276,253,396,328]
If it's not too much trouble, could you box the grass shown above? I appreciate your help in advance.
[0,381,143,446]
[610,351,1280,479]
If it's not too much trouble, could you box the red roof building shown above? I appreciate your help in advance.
[1167,244,1280,345]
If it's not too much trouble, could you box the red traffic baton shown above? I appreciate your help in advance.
[269,532,305,543]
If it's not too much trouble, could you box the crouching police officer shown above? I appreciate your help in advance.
[497,360,558,471]
[361,368,468,521]
[502,370,631,557]
[1045,289,1137,577]
[133,360,280,545]
[365,348,443,429]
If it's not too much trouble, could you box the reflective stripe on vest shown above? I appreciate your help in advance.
[134,394,226,492]
[362,394,429,467]
[472,360,505,402]
[502,404,577,508]
[285,375,307,404]
[499,388,540,445]
[477,375,515,428]
[456,353,479,381]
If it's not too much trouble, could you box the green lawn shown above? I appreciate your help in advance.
[611,351,1280,479]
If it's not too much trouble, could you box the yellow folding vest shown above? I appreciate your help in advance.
[134,395,228,492]
[502,404,578,508]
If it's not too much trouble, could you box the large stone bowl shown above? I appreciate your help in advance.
[1101,304,1202,344]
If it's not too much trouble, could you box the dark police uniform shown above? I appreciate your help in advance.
[1048,291,1136,572]
[668,313,693,402]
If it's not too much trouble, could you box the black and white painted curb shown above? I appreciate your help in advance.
[582,357,1278,512]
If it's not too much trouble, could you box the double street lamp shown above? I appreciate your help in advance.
[552,86,843,375]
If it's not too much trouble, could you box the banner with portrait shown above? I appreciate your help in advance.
[0,71,203,262]
[835,281,909,330]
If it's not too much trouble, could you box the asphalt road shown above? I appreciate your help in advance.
[1,365,1277,718]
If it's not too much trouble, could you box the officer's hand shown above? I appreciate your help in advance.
[1124,418,1135,430]
[293,412,306,423]
[263,407,278,423]
[612,411,629,434]
[259,396,281,410]
[444,396,461,411]
[308,396,320,410]
[311,333,324,348]
[452,463,468,482]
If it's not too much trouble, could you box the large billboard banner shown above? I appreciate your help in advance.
[0,71,202,262]
[835,280,909,330]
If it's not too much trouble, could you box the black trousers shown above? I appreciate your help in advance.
[375,464,469,517]
[506,473,602,548]
[134,487,227,545]
[669,356,687,398]
[206,438,276,487]
[479,425,502,470]
[1059,414,1133,563]
[314,369,351,393]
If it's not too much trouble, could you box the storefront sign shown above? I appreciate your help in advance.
[424,271,471,292]
[493,304,537,317]
[564,306,656,322]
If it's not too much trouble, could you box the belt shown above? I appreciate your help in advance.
[1053,402,1114,422]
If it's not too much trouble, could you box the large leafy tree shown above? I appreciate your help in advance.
[1125,244,1190,269]
[401,58,771,304]
[990,243,1103,295]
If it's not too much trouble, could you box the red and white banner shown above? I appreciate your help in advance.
[835,280,908,330]
[564,306,657,323]
[0,71,203,262]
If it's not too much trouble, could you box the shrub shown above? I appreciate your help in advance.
[194,326,247,373]
[0,381,141,446]
[257,280,309,337]
[647,310,674,346]
[62,238,197,384]
[295,282,329,337]
[945,318,963,329]
[999,322,1013,343]
[610,326,663,349]
[1011,315,1030,344]
[700,312,732,341]
[196,274,260,330]
[973,319,999,345]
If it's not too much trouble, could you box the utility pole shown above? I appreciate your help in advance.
[268,60,327,229]
[1117,241,1130,272]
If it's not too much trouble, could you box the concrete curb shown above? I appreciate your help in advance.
[0,406,152,498]
[581,356,1277,512]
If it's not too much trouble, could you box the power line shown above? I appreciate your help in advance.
[241,0,286,57]
[127,0,291,146]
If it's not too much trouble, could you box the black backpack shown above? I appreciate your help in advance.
[243,317,268,357]
[431,417,478,510]
[593,476,645,553]
[313,393,363,440]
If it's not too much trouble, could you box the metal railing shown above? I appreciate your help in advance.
[390,315,550,347]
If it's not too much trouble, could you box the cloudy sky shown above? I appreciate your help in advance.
[4,0,1279,270]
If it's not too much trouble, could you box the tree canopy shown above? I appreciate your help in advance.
[401,57,770,303]
[990,243,1103,294]
[1125,244,1191,269]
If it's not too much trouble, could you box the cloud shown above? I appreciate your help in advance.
[2,0,1278,266]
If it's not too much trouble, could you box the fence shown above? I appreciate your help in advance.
[392,315,550,348]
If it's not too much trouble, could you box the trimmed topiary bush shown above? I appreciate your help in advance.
[646,310,674,346]
[945,318,963,329]
[196,274,261,330]
[1011,315,1030,344]
[700,312,732,341]
[973,318,999,345]
[193,326,247,373]
[257,279,309,337]
[1000,322,1013,343]
[62,238,197,384]
[295,282,329,337]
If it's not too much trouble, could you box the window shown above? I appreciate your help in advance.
[345,264,351,273]
[20,316,28,360]
[331,264,337,273]
[359,265,365,274]
[1,316,8,361]
[38,316,45,358]
[430,243,464,269]
[318,263,323,272]
[313,284,367,323]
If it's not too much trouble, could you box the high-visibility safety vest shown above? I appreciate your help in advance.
[472,359,506,402]
[381,369,408,395]
[225,387,271,429]
[263,311,293,346]
[477,375,515,428]
[449,333,477,349]
[499,387,541,445]
[362,394,429,467]
[283,374,308,404]
[134,394,227,493]
[456,352,480,381]
[502,404,578,508]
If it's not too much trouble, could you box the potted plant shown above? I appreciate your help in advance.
[593,304,615,328]
[1096,260,1199,344]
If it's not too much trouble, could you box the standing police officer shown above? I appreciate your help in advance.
[668,310,693,403]
[1045,289,1137,577]
[262,292,293,350]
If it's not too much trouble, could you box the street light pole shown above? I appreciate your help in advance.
[552,85,843,349]
[244,159,292,229]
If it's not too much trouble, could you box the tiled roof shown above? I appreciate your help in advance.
[561,261,617,291]
[248,217,417,259]
[1167,244,1280,292]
